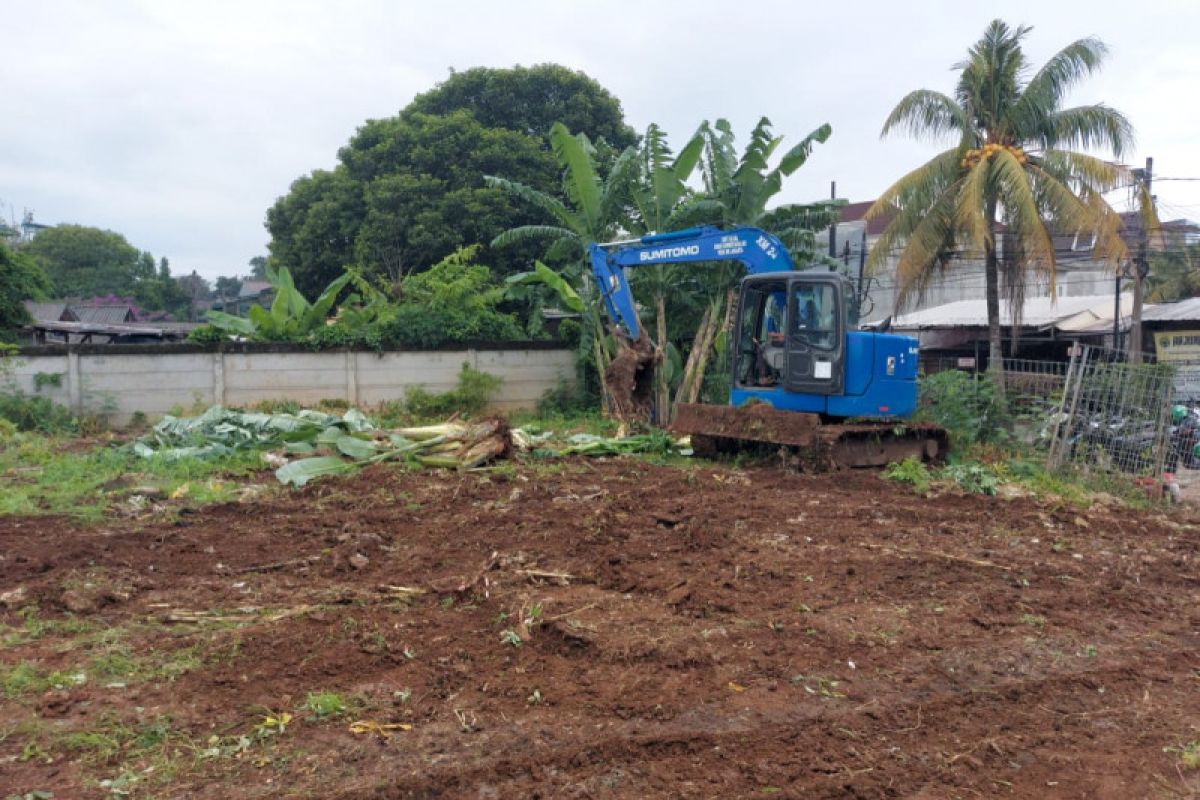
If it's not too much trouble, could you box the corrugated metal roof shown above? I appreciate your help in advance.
[1141,297,1200,322]
[73,306,135,324]
[23,301,73,322]
[1054,294,1137,332]
[890,294,1134,330]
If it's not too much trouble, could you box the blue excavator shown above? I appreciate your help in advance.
[589,225,947,469]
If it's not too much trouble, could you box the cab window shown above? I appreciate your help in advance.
[790,284,837,349]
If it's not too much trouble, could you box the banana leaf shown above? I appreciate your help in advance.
[336,435,379,459]
[275,456,355,487]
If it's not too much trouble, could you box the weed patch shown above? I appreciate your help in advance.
[883,457,931,493]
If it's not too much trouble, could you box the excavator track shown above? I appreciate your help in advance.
[673,402,948,471]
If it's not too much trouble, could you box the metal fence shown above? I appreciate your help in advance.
[1045,345,1179,476]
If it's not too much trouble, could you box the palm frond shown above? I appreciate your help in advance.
[991,148,1056,313]
[758,201,841,235]
[891,179,964,310]
[880,90,968,142]
[600,145,642,227]
[664,197,725,230]
[1036,149,1128,191]
[1081,187,1131,265]
[867,150,964,276]
[544,235,583,263]
[868,147,963,221]
[954,156,993,254]
[642,123,672,174]
[774,228,822,260]
[1017,37,1108,117]
[1045,105,1134,158]
[737,117,779,174]
[700,119,736,196]
[1024,163,1095,235]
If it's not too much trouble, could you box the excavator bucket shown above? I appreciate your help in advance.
[672,402,948,471]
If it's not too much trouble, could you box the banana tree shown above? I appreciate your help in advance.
[624,123,707,422]
[487,122,640,415]
[205,265,351,340]
[676,117,840,405]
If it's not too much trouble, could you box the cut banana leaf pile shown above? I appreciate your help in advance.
[130,405,689,488]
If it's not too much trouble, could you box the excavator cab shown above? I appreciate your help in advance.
[735,273,848,396]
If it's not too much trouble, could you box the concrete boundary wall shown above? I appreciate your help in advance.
[7,345,575,423]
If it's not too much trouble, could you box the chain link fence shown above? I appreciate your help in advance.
[1045,345,1180,476]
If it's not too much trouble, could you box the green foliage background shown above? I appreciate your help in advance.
[265,65,634,297]
[1,244,53,342]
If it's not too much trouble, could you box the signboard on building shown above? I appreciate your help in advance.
[1154,331,1200,363]
[1173,365,1200,400]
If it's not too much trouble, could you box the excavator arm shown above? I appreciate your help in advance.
[589,225,794,341]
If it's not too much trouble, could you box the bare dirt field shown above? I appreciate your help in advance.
[1,458,1198,799]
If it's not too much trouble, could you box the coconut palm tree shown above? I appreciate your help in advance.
[867,20,1135,387]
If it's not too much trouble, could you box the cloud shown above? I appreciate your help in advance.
[3,0,1197,280]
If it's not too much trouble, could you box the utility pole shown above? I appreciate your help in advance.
[828,181,837,260]
[1112,272,1122,352]
[856,228,868,324]
[1128,156,1153,364]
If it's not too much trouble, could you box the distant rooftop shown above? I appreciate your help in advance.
[1141,297,1200,323]
[238,281,273,299]
[889,294,1144,331]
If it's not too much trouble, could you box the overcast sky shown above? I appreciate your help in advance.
[3,0,1199,282]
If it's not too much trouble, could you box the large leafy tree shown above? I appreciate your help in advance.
[1,243,53,342]
[405,64,636,149]
[24,225,145,298]
[265,65,634,297]
[867,20,1134,384]
[22,225,188,317]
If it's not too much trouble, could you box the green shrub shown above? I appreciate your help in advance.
[403,363,502,418]
[0,391,78,434]
[536,378,597,417]
[187,324,227,344]
[915,370,1010,446]
[940,462,999,495]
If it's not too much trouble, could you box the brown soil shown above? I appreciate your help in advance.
[2,460,1199,799]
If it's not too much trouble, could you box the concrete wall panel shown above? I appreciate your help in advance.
[11,347,574,424]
